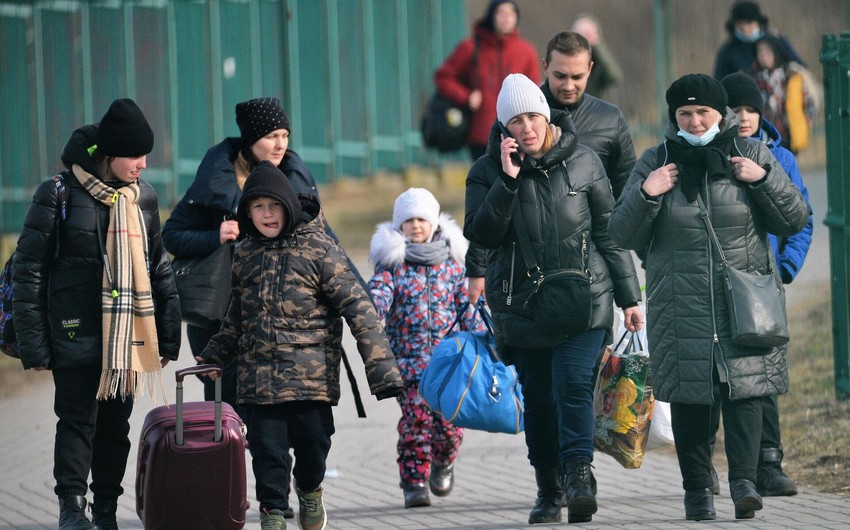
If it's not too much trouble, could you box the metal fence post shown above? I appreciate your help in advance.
[821,32,850,400]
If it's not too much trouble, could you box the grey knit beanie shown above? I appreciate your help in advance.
[496,74,551,125]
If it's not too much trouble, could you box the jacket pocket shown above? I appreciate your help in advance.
[274,328,331,380]
[49,272,101,341]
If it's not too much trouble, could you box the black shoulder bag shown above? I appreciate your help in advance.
[421,39,478,152]
[696,195,789,348]
[513,203,592,337]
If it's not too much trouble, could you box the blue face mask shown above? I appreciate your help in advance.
[677,120,721,147]
[735,27,762,43]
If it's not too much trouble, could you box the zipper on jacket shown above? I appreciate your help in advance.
[702,173,731,399]
[581,231,591,281]
[506,242,516,306]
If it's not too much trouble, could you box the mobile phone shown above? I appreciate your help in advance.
[497,121,522,167]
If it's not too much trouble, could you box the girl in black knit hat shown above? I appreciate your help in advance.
[610,73,809,522]
[13,98,182,529]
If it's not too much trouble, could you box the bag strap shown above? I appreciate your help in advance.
[340,345,366,418]
[695,195,730,268]
[612,329,643,356]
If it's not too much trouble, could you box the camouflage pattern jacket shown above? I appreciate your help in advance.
[201,197,402,405]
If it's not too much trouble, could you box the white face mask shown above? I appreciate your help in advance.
[677,120,721,147]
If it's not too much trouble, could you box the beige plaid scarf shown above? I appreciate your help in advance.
[72,164,162,401]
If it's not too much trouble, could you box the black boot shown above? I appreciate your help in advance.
[429,463,455,497]
[730,479,763,519]
[684,488,716,521]
[528,466,562,524]
[757,447,798,496]
[562,459,597,523]
[401,482,431,508]
[59,495,95,530]
[710,464,720,495]
[90,498,118,530]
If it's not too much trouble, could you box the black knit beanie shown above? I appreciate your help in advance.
[721,72,763,118]
[237,161,302,237]
[666,74,728,124]
[235,97,290,148]
[95,98,154,157]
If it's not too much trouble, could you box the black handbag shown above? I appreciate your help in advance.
[420,94,471,152]
[421,38,478,153]
[171,243,234,329]
[697,196,789,348]
[514,207,592,337]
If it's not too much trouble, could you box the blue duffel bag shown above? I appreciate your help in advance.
[419,300,524,434]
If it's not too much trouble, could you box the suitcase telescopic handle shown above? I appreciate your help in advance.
[175,364,223,445]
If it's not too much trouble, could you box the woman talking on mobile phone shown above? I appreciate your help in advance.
[463,73,642,525]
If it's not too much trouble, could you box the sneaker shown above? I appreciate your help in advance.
[283,506,295,518]
[260,509,287,530]
[296,487,327,530]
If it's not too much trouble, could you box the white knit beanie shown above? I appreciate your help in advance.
[496,73,551,125]
[392,188,440,231]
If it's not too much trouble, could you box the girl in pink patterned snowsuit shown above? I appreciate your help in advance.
[368,187,483,509]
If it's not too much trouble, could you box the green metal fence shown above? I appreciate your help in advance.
[821,31,850,401]
[0,0,468,234]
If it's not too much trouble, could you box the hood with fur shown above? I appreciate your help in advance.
[369,212,467,268]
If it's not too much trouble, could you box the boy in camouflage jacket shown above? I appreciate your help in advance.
[198,161,403,530]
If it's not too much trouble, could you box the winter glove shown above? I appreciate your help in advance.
[60,124,100,177]
[375,386,403,401]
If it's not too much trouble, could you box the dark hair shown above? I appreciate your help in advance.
[725,1,768,34]
[91,149,113,179]
[544,31,591,64]
[481,0,518,32]
[755,34,788,70]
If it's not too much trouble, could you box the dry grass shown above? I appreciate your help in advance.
[780,283,850,496]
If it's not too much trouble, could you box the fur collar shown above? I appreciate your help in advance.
[369,212,468,268]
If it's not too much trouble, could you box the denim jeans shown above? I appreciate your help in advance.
[512,329,606,468]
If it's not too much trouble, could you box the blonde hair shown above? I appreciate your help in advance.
[539,124,556,155]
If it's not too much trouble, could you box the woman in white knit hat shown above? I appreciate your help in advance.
[464,73,643,524]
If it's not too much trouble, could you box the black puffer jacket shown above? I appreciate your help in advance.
[541,81,636,199]
[13,126,182,370]
[162,138,318,260]
[609,112,809,404]
[464,110,641,350]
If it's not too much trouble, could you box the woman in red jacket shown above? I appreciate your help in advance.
[435,0,540,161]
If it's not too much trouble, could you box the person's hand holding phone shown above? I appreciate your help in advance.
[498,122,522,179]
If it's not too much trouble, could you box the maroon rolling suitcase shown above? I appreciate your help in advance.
[136,365,249,530]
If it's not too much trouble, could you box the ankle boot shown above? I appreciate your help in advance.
[684,488,716,521]
[730,479,763,519]
[59,495,95,530]
[757,447,798,496]
[91,498,118,530]
[562,459,597,523]
[528,466,562,524]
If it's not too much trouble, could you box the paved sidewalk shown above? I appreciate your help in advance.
[1,325,849,530]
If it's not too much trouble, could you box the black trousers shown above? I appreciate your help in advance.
[760,394,781,449]
[671,373,763,491]
[52,367,134,500]
[245,401,334,512]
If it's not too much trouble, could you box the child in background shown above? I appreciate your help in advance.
[368,187,483,508]
[197,161,403,530]
[720,71,813,497]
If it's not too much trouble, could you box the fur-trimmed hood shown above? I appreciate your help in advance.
[369,212,468,268]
